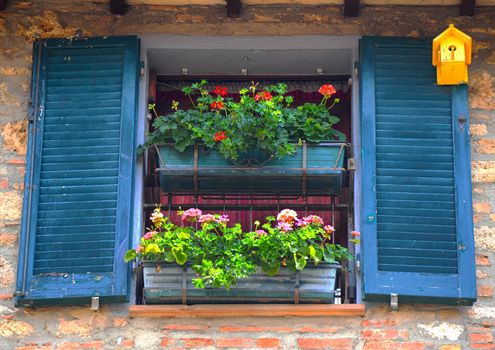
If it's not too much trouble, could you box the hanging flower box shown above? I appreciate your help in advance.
[156,141,347,195]
[140,261,340,304]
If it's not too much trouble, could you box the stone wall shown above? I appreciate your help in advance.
[0,1,494,349]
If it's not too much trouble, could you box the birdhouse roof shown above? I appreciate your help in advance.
[433,24,472,43]
[432,24,472,66]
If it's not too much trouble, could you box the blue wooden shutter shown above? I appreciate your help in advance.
[15,36,140,306]
[360,37,476,304]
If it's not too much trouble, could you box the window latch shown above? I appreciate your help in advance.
[91,297,100,311]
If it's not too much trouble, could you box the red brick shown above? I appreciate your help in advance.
[6,158,25,165]
[468,326,492,333]
[470,345,495,349]
[470,333,494,343]
[216,338,255,348]
[160,337,175,347]
[297,327,341,333]
[0,179,8,189]
[478,285,494,297]
[361,329,409,341]
[256,338,280,348]
[16,346,53,350]
[363,341,425,350]
[297,338,353,350]
[219,325,291,332]
[0,294,12,300]
[57,342,104,350]
[119,339,134,348]
[476,255,491,266]
[164,324,210,331]
[361,319,397,327]
[182,338,214,348]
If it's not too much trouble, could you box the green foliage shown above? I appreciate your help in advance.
[140,81,344,161]
[125,208,357,289]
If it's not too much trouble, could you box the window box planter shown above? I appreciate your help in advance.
[140,261,340,305]
[156,142,347,196]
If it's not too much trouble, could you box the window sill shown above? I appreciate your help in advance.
[128,304,365,318]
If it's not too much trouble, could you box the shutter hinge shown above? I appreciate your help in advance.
[390,293,399,311]
[354,61,359,78]
[27,99,35,123]
[140,61,145,78]
[347,157,356,171]
[91,296,100,311]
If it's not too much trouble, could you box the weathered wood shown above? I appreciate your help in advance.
[110,0,128,15]
[344,0,360,17]
[129,304,365,318]
[460,0,476,16]
[0,0,6,11]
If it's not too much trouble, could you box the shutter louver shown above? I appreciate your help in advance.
[15,36,139,306]
[361,37,476,303]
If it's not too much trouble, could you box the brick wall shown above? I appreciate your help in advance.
[0,1,494,349]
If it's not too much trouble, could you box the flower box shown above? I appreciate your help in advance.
[156,142,347,196]
[140,261,340,304]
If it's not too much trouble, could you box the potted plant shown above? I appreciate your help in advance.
[125,208,359,304]
[142,81,348,195]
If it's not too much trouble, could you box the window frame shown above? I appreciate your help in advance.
[133,35,363,304]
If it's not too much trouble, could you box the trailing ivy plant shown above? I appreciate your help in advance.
[140,80,345,162]
[125,208,358,289]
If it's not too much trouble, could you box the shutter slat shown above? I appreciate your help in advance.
[36,233,115,244]
[45,108,122,117]
[47,84,122,94]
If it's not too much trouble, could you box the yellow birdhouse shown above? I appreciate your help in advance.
[432,24,472,85]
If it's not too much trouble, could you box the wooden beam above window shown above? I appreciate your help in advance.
[344,0,360,17]
[460,0,476,16]
[110,0,128,15]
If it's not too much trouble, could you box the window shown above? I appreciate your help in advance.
[15,35,475,307]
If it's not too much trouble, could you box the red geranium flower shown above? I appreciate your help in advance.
[319,84,336,97]
[254,91,272,101]
[214,131,227,142]
[211,101,224,110]
[213,86,228,97]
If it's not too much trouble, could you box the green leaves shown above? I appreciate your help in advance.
[145,243,161,254]
[172,246,187,265]
[124,250,136,263]
[124,207,353,289]
[139,80,345,162]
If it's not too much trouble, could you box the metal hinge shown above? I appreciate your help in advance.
[27,99,35,122]
[390,293,399,311]
[140,61,145,78]
[354,61,359,78]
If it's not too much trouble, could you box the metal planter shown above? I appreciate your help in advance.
[140,262,339,305]
[156,142,347,196]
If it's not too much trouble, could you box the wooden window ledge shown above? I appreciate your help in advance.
[129,304,365,318]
